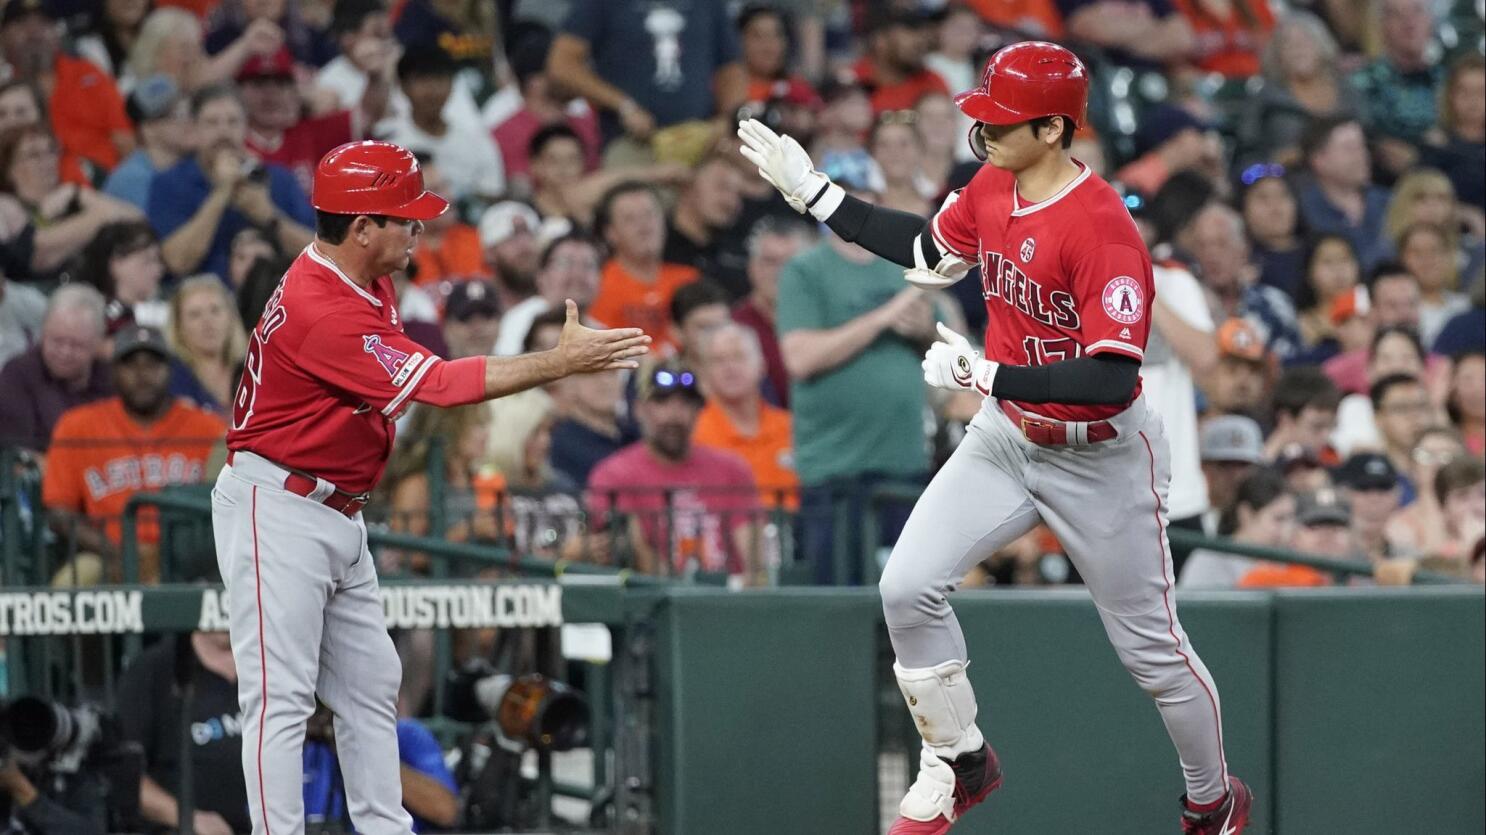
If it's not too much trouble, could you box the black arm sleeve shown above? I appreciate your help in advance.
[989,354,1142,405]
[823,194,932,269]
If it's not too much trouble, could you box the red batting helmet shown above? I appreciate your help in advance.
[312,141,448,220]
[955,41,1089,129]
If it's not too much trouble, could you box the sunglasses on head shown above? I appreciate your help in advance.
[1240,163,1286,187]
[652,369,697,390]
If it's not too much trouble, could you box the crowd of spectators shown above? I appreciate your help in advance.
[1,0,1484,830]
[0,0,1480,592]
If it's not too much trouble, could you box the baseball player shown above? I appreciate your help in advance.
[739,42,1250,834]
[211,141,649,835]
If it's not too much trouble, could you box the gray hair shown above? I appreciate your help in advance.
[701,321,764,364]
[45,283,107,335]
[1262,11,1340,88]
[128,8,203,82]
[745,215,817,259]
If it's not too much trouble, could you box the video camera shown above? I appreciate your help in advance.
[0,696,142,832]
[0,697,105,775]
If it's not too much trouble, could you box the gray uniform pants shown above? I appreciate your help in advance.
[212,453,414,835]
[879,396,1230,803]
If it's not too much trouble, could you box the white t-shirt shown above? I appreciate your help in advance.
[1179,547,1259,589]
[1419,292,1469,348]
[377,115,506,201]
[319,57,488,136]
[1331,392,1382,457]
[494,296,550,356]
[1141,264,1213,520]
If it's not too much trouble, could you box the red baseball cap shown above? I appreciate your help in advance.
[237,48,295,82]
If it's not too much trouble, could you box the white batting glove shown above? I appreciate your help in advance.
[922,323,997,394]
[737,118,843,221]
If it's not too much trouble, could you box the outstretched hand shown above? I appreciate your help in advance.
[736,118,829,214]
[556,300,650,373]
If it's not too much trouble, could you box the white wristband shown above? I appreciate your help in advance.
[807,181,845,222]
[971,359,998,396]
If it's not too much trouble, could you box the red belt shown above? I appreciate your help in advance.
[999,400,1117,446]
[227,450,369,518]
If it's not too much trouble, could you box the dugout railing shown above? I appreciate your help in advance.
[3,579,1482,834]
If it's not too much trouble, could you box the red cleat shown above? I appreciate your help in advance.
[1180,776,1253,834]
[888,743,1002,835]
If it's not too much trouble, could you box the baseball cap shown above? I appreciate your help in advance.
[126,75,183,124]
[112,325,171,362]
[477,201,541,249]
[0,0,49,28]
[1296,488,1351,527]
[237,47,295,82]
[1133,105,1211,159]
[1275,441,1324,472]
[1199,415,1265,464]
[444,280,500,321]
[1332,452,1399,491]
[1217,318,1268,363]
[818,73,869,106]
[638,362,702,403]
[1329,285,1371,326]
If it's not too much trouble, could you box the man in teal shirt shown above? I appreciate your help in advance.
[776,174,938,584]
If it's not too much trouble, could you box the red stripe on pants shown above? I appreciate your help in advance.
[250,485,273,835]
[1139,431,1229,790]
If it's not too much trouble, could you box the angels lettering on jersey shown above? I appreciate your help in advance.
[929,162,1156,422]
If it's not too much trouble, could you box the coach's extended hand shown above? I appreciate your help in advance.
[737,119,841,221]
[556,299,651,373]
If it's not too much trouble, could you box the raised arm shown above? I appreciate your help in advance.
[736,119,974,289]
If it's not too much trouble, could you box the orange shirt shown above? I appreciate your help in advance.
[589,260,698,348]
[1175,0,1275,78]
[412,224,491,286]
[50,54,132,175]
[966,0,1065,38]
[43,398,225,548]
[1238,563,1330,588]
[692,400,799,508]
[852,58,950,114]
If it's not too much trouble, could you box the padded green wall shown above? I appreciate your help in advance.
[650,588,1483,835]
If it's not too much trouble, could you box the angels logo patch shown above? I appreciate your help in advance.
[1020,237,1036,263]
[1101,276,1144,325]
[363,335,412,378]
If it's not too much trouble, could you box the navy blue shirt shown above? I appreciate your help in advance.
[1296,179,1393,271]
[561,0,739,140]
[148,156,313,284]
[1432,307,1486,357]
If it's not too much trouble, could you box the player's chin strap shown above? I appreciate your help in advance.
[895,659,987,822]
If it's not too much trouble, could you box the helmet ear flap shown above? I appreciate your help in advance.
[969,122,988,161]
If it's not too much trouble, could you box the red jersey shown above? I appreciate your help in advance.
[930,162,1153,422]
[227,245,485,494]
[246,111,356,196]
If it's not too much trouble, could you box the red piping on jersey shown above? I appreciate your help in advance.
[1140,430,1229,794]
[250,485,273,835]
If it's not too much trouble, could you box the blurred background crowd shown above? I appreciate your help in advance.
[1,0,1483,590]
[0,0,1484,831]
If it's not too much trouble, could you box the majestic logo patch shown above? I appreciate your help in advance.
[363,335,411,378]
[1119,327,1132,339]
[1020,237,1036,263]
[1101,276,1144,325]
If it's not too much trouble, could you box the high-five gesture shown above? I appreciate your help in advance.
[737,118,843,221]
[556,299,651,373]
